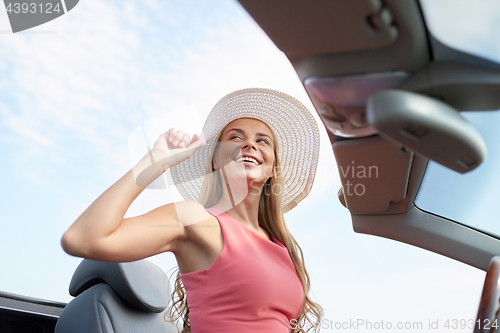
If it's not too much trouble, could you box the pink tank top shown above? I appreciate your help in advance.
[179,207,304,333]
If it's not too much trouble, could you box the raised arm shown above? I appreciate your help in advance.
[60,128,206,262]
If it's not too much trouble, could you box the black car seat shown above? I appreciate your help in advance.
[55,259,179,333]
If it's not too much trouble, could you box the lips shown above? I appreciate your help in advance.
[233,154,262,165]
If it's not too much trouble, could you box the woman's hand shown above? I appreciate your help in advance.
[151,128,206,171]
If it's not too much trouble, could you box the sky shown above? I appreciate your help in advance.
[415,111,500,236]
[0,0,496,332]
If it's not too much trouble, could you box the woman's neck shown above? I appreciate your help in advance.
[213,181,264,229]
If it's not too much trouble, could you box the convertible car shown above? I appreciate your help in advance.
[2,0,500,332]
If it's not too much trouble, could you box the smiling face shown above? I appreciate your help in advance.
[213,118,276,187]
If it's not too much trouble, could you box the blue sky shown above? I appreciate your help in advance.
[0,0,496,331]
[416,111,500,236]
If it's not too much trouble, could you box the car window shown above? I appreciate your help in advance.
[415,110,500,237]
[419,0,500,64]
[416,0,500,237]
[0,1,485,331]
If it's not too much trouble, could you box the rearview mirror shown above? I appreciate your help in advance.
[366,89,487,173]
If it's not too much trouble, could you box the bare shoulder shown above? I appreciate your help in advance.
[172,200,215,226]
[169,200,219,249]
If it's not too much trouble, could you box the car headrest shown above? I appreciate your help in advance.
[69,259,170,313]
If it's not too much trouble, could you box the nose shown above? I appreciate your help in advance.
[241,138,258,151]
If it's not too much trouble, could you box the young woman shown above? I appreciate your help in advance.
[61,88,324,332]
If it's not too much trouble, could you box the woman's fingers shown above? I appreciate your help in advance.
[152,129,206,168]
[178,133,190,147]
[171,130,184,146]
[166,128,177,143]
[186,133,200,147]
[161,128,204,151]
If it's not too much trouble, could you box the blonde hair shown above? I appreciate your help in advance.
[165,125,324,332]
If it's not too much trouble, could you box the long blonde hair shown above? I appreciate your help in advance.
[165,126,324,332]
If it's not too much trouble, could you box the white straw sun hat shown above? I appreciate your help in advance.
[169,88,320,213]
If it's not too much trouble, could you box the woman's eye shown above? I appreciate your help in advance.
[230,135,268,144]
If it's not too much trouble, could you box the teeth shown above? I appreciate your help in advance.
[235,156,260,164]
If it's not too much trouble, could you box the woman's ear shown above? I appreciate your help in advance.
[212,143,221,170]
[268,165,275,178]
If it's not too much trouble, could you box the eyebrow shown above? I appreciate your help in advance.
[225,128,273,141]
